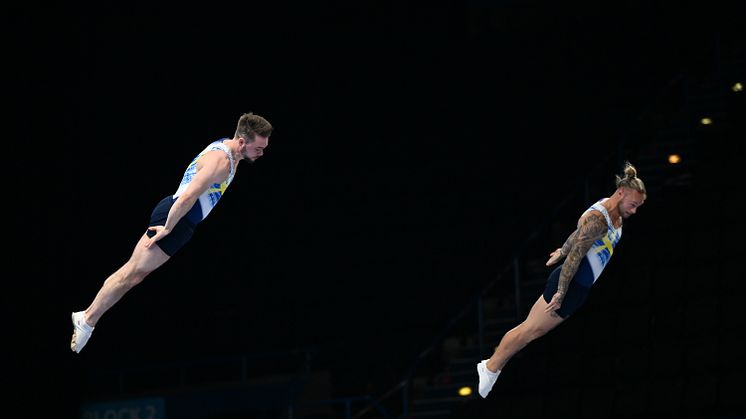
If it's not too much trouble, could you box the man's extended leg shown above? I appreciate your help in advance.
[477,295,565,397]
[71,233,170,353]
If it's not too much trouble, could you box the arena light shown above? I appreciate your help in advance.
[700,117,713,125]
[732,82,743,92]
[668,154,681,164]
[458,386,473,397]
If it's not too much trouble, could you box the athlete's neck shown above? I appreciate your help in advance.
[602,194,623,227]
[222,138,243,163]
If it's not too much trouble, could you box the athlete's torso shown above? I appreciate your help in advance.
[580,198,622,285]
[173,139,236,224]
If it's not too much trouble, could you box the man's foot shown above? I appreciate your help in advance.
[477,359,500,398]
[71,311,94,353]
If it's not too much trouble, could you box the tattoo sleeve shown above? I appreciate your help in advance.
[559,229,579,258]
[557,212,608,296]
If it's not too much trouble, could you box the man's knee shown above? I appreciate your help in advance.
[120,264,149,287]
[495,324,546,349]
[524,326,549,342]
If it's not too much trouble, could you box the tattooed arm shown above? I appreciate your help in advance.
[559,229,579,258]
[546,229,579,266]
[544,211,608,313]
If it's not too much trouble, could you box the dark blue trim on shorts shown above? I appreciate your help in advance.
[146,195,197,257]
[542,257,594,319]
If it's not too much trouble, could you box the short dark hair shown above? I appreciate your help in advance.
[235,112,273,142]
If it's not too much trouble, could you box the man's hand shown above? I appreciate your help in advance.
[144,226,171,248]
[546,248,563,266]
[544,291,565,313]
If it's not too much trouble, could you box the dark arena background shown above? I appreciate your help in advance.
[7,1,745,418]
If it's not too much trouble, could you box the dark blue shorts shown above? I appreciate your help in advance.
[145,196,197,257]
[542,258,593,319]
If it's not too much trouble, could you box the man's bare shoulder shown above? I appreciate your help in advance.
[196,149,231,167]
[194,150,232,183]
[576,210,608,240]
[576,209,607,229]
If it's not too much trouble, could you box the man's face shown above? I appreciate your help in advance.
[241,135,269,162]
[618,188,645,219]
